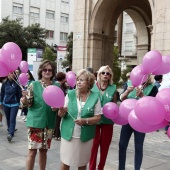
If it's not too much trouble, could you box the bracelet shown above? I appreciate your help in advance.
[86,118,89,124]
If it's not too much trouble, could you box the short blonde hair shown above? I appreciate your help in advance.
[97,65,113,85]
[76,69,95,89]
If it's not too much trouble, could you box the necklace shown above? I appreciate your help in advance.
[40,80,52,89]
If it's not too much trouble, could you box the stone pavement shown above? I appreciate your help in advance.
[0,110,170,170]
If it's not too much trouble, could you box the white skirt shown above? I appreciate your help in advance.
[60,137,93,167]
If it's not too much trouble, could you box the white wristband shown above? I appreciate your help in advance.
[86,118,89,124]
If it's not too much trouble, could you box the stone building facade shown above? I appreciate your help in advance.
[72,0,169,72]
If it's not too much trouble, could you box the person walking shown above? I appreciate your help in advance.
[118,75,158,170]
[0,72,22,141]
[53,72,68,140]
[58,69,102,170]
[20,60,59,170]
[89,65,117,170]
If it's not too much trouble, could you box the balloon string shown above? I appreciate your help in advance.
[10,76,24,90]
[140,75,151,90]
[67,111,84,128]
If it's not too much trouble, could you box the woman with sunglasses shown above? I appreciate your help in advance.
[89,65,117,170]
[20,60,59,170]
[118,75,158,170]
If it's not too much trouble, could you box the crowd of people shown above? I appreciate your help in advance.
[0,59,168,170]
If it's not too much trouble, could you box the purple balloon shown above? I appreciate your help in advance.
[1,42,22,72]
[0,60,9,77]
[43,85,65,108]
[112,113,128,125]
[130,65,147,87]
[142,50,162,74]
[128,110,168,133]
[102,102,119,120]
[152,55,170,75]
[18,73,28,86]
[156,88,170,121]
[119,99,137,121]
[66,71,76,88]
[19,61,28,73]
[134,96,166,125]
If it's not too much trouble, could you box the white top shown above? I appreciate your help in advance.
[64,94,102,138]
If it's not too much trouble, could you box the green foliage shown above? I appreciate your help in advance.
[62,32,73,67]
[112,46,121,87]
[42,47,57,62]
[0,17,47,61]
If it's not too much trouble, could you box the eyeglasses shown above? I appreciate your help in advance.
[42,69,52,73]
[101,72,110,76]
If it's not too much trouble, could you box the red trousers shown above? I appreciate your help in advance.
[89,124,113,170]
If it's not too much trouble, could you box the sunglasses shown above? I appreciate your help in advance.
[42,69,52,73]
[101,72,110,76]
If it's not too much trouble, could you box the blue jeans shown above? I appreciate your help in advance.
[3,106,19,136]
[119,124,145,170]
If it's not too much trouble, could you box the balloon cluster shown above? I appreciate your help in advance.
[0,42,29,86]
[130,50,170,87]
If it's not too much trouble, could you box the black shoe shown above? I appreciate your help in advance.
[7,134,13,142]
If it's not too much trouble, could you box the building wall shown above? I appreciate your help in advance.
[0,0,74,47]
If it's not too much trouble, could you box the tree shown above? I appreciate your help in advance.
[42,47,57,62]
[0,17,47,61]
[62,32,73,68]
[112,46,121,87]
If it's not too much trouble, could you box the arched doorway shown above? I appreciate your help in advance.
[72,0,152,72]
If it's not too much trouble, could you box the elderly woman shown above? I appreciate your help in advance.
[118,75,158,170]
[20,60,59,170]
[89,65,117,170]
[58,69,102,170]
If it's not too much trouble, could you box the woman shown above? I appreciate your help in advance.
[0,72,22,141]
[89,65,117,170]
[118,75,158,170]
[58,69,102,170]
[20,60,59,170]
[53,72,68,140]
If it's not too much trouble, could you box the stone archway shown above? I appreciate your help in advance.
[73,0,152,72]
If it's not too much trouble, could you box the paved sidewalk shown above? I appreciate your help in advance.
[0,111,170,170]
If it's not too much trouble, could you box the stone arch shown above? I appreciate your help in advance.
[88,0,152,71]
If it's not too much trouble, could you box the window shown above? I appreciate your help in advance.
[46,11,55,19]
[125,23,133,33]
[61,13,69,23]
[60,32,68,41]
[46,30,54,39]
[30,7,40,18]
[61,0,69,4]
[13,3,23,14]
[125,41,133,51]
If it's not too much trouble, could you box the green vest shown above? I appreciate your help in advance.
[92,83,116,124]
[26,81,59,129]
[128,84,154,99]
[61,89,99,142]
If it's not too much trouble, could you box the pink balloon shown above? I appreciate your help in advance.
[130,65,147,87]
[112,113,128,125]
[43,85,65,108]
[1,42,22,72]
[142,50,162,74]
[102,102,119,119]
[0,60,9,77]
[18,73,28,86]
[19,61,28,73]
[152,55,170,75]
[134,96,166,125]
[156,89,170,121]
[119,99,137,121]
[128,110,168,133]
[66,71,76,88]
